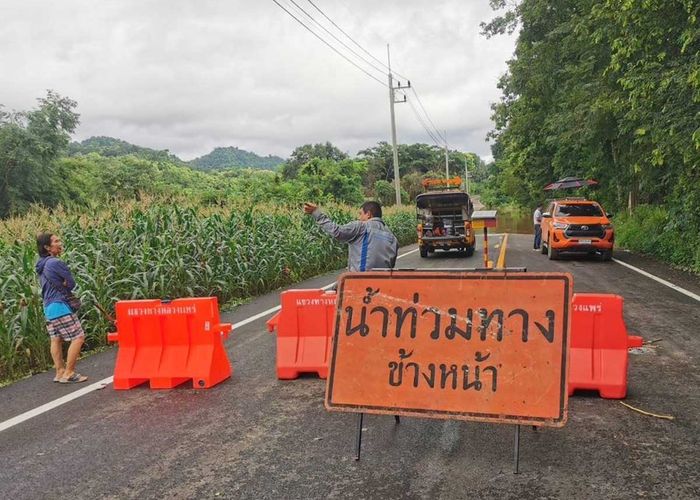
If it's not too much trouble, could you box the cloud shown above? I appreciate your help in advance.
[0,0,515,160]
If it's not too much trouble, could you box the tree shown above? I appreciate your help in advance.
[297,158,366,204]
[282,142,348,180]
[0,91,79,217]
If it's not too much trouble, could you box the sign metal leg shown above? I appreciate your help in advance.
[394,415,400,424]
[513,424,521,474]
[355,413,364,461]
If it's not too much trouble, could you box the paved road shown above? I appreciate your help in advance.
[1,235,699,499]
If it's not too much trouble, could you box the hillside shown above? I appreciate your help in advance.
[69,136,187,165]
[189,146,285,171]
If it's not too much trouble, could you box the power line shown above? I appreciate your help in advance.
[276,1,449,153]
[272,0,387,87]
[405,93,443,147]
[410,87,446,144]
[298,0,442,149]
[305,0,411,82]
[286,0,388,78]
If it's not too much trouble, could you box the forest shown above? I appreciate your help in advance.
[0,91,485,218]
[480,0,699,271]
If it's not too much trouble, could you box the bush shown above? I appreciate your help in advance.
[615,204,700,273]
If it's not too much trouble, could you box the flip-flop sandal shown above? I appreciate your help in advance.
[53,372,64,383]
[59,373,88,384]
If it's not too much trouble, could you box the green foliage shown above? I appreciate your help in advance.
[358,142,486,200]
[615,205,700,272]
[69,136,187,165]
[0,91,79,217]
[189,146,284,171]
[297,158,366,204]
[374,180,395,207]
[482,0,700,270]
[0,200,417,382]
[282,142,348,180]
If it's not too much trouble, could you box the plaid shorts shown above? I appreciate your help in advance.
[46,313,85,341]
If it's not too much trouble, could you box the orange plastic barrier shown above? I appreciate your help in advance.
[568,293,643,399]
[108,297,232,389]
[266,289,336,379]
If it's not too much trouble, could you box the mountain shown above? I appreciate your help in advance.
[68,136,187,165]
[189,147,285,171]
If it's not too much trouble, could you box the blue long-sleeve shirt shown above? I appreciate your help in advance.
[35,256,75,319]
[312,210,399,272]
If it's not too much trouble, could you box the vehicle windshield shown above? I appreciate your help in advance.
[416,192,470,209]
[555,204,603,217]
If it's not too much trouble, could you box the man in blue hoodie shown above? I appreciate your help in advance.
[36,233,88,384]
[303,201,399,272]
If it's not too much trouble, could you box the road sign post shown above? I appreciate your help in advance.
[471,210,498,268]
[326,270,573,469]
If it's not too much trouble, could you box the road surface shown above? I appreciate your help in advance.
[1,235,698,499]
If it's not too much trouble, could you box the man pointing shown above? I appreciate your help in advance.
[303,201,399,272]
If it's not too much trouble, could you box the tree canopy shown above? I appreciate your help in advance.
[0,91,79,217]
[482,0,699,215]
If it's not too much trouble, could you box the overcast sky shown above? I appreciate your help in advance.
[0,1,516,161]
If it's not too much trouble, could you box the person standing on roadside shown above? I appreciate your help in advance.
[533,204,543,250]
[303,201,399,272]
[35,233,88,384]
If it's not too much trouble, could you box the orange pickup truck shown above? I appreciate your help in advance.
[541,198,614,260]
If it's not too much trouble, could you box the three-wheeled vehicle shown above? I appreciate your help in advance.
[416,177,476,258]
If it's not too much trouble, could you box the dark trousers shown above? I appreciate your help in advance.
[534,224,542,249]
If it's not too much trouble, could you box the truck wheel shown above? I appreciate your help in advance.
[420,246,429,258]
[547,240,559,260]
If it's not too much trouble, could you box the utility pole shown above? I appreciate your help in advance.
[444,130,449,179]
[463,155,470,194]
[387,44,409,206]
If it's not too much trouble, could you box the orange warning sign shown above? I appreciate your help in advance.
[325,271,572,427]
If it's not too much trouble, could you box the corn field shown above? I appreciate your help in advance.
[0,200,417,382]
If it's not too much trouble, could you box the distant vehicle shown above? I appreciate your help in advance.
[541,198,614,260]
[416,177,476,258]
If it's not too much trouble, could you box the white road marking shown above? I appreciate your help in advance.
[0,378,113,433]
[613,258,700,302]
[0,247,420,433]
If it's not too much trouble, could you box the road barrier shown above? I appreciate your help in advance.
[569,293,643,399]
[266,289,336,379]
[108,297,232,389]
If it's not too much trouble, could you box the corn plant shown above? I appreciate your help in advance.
[0,199,417,382]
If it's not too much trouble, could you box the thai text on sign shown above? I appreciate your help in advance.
[325,271,572,426]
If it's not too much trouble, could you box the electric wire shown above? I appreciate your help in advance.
[277,0,449,149]
[272,0,387,87]
[286,0,388,78]
[305,0,411,82]
[410,87,446,144]
[405,93,443,147]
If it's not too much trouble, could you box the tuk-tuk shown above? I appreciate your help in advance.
[416,178,475,258]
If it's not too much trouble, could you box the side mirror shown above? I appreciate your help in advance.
[606,212,614,218]
[542,212,552,218]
